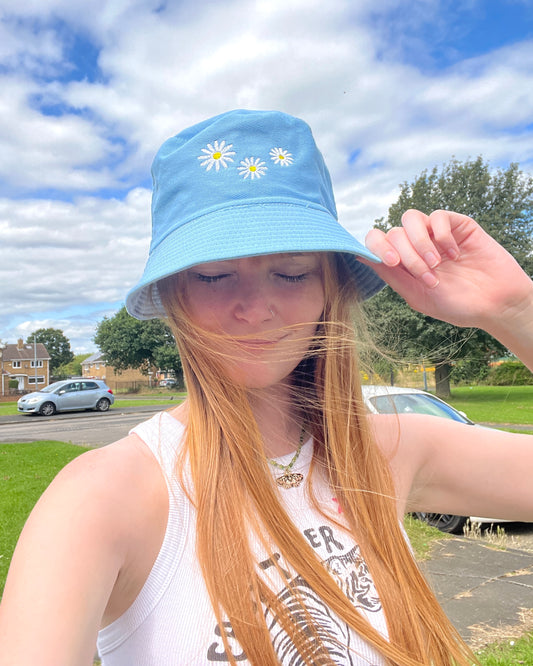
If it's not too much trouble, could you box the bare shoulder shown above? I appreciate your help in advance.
[367,411,454,459]
[20,431,168,556]
[44,433,164,511]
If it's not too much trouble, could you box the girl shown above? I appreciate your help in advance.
[1,110,532,666]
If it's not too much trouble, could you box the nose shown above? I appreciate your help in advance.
[233,279,274,325]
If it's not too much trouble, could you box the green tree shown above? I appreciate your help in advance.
[56,353,92,379]
[27,328,74,374]
[94,306,182,382]
[366,157,533,397]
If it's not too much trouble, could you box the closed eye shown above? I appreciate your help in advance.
[277,273,308,283]
[194,273,232,283]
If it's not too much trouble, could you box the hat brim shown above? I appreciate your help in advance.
[126,202,385,319]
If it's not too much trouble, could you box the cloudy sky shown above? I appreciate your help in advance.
[1,0,533,354]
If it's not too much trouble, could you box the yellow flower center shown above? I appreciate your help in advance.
[249,165,257,172]
[279,154,285,160]
[213,152,221,160]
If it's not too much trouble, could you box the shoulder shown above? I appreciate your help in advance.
[368,411,458,457]
[366,412,462,510]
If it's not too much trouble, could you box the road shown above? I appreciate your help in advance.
[0,405,164,447]
[1,406,533,551]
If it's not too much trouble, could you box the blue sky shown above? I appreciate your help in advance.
[1,0,533,353]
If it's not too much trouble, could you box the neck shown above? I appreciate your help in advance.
[248,384,303,458]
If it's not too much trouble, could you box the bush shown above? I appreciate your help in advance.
[450,357,490,385]
[486,360,533,386]
[8,380,18,389]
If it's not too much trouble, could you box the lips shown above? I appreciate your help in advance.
[234,334,289,348]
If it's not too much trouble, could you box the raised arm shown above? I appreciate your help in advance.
[365,209,533,371]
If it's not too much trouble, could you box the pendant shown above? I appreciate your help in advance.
[276,472,304,489]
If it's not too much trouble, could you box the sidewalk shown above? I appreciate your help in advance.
[422,537,533,649]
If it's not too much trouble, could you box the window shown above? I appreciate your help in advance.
[12,360,21,368]
[81,382,98,390]
[31,360,43,368]
[28,376,45,385]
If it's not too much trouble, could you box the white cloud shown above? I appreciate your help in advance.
[0,0,532,352]
[0,187,151,319]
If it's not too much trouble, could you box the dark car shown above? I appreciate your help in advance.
[17,379,114,416]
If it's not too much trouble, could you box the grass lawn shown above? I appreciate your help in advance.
[448,385,533,425]
[0,441,89,597]
[477,632,533,664]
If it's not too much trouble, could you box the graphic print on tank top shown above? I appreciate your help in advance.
[207,541,383,664]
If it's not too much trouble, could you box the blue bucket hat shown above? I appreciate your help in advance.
[126,109,384,319]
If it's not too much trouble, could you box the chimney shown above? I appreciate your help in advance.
[17,338,24,350]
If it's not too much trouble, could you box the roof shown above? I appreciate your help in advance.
[1,342,50,362]
[81,351,105,365]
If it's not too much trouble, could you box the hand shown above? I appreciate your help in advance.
[364,209,533,331]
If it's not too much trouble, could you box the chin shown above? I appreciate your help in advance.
[224,360,300,390]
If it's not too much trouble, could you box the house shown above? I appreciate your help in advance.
[0,338,51,395]
[81,352,159,390]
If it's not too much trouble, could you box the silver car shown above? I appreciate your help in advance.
[17,379,115,416]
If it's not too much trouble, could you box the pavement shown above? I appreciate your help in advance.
[421,536,533,649]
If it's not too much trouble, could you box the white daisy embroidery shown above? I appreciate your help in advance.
[238,157,267,180]
[198,140,235,172]
[270,147,293,166]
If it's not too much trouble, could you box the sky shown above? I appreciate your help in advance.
[1,0,533,354]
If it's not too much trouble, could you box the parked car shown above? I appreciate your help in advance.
[361,385,480,534]
[17,379,114,416]
[159,378,177,388]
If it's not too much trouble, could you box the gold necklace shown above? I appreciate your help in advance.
[268,427,306,489]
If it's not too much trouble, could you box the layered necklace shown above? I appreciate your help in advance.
[268,426,306,489]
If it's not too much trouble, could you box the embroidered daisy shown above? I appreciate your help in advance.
[270,147,293,166]
[238,157,267,180]
[198,140,235,172]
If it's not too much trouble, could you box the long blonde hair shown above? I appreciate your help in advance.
[158,255,477,666]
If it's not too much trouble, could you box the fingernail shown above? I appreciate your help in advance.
[424,252,440,269]
[384,250,400,266]
[422,272,440,289]
[447,248,459,261]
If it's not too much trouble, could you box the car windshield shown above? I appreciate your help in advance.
[40,381,66,393]
[368,393,472,423]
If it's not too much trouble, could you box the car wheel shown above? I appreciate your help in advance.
[414,512,467,534]
[95,398,110,412]
[39,402,56,416]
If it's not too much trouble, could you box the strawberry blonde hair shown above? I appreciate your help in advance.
[157,254,477,666]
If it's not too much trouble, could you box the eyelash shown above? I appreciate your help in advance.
[195,273,308,283]
[195,274,230,283]
[277,273,308,283]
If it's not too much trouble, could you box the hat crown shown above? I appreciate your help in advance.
[125,109,383,320]
[150,109,337,254]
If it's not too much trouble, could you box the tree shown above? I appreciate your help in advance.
[56,353,92,379]
[27,328,74,374]
[366,157,533,397]
[94,306,182,383]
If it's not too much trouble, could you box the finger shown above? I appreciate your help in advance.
[400,209,442,269]
[428,210,461,261]
[364,228,401,267]
[386,226,440,289]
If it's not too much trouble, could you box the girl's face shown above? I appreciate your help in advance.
[182,253,325,389]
